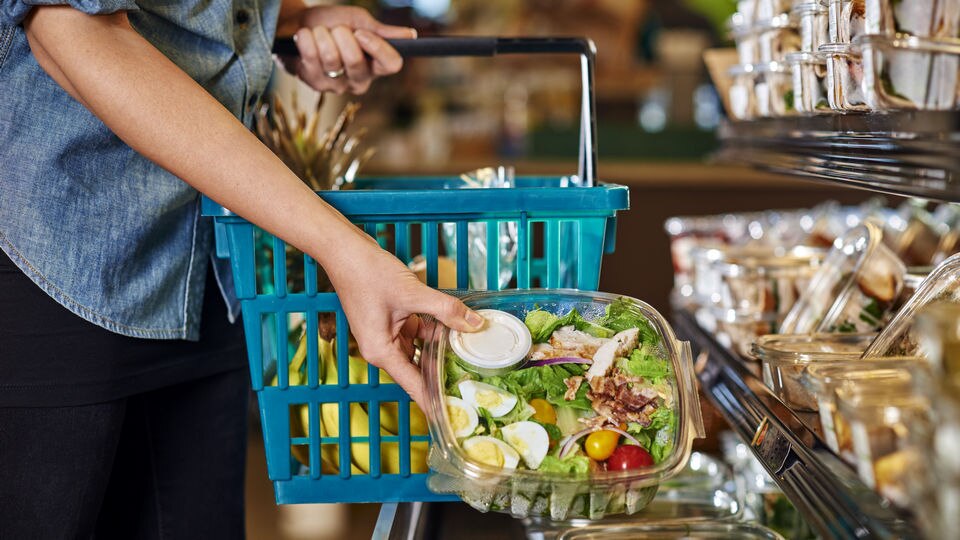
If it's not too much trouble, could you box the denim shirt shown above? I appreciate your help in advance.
[0,0,279,340]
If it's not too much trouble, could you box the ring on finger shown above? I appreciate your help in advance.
[325,68,346,79]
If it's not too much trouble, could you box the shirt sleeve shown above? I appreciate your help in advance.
[1,0,138,26]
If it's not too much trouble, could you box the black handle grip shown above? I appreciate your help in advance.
[272,36,594,58]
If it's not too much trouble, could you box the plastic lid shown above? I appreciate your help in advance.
[448,309,532,373]
[752,333,875,364]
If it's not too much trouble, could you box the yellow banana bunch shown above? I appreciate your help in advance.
[273,331,429,475]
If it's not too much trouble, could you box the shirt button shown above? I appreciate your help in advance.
[236,9,250,26]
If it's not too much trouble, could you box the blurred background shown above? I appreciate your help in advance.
[248,1,888,538]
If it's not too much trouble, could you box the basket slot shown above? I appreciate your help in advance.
[304,254,318,296]
[275,312,289,387]
[486,220,500,291]
[398,394,411,477]
[517,213,530,288]
[396,222,411,263]
[305,310,319,387]
[423,222,439,287]
[368,400,382,478]
[272,236,287,298]
[456,220,469,289]
[546,220,561,288]
[308,401,322,479]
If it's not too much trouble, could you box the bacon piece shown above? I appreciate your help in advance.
[564,376,584,401]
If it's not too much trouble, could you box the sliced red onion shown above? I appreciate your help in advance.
[527,357,593,367]
[558,427,598,459]
[606,426,641,448]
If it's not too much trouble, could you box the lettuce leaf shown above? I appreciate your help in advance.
[620,345,670,382]
[444,350,474,398]
[524,308,614,343]
[627,407,676,464]
[597,298,660,346]
[538,454,590,475]
[483,363,592,411]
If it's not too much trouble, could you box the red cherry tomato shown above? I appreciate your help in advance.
[606,445,654,471]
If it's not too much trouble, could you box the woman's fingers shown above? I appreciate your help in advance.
[412,287,485,334]
[354,29,403,77]
[292,27,347,94]
[330,26,371,94]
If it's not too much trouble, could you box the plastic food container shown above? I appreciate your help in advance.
[728,64,759,120]
[553,521,786,540]
[692,245,823,317]
[801,362,924,461]
[883,200,947,267]
[731,21,762,65]
[785,51,831,113]
[755,61,797,117]
[913,376,960,539]
[664,215,731,303]
[857,34,960,111]
[819,42,869,111]
[422,290,705,520]
[864,0,960,38]
[863,252,960,358]
[781,222,906,334]
[836,376,931,507]
[794,2,829,52]
[712,307,782,358]
[825,0,867,43]
[915,301,960,376]
[753,333,877,411]
[758,17,802,63]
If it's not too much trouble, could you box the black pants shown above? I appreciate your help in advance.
[0,367,249,540]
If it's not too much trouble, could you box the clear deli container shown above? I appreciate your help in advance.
[794,2,830,52]
[857,33,960,111]
[692,244,824,318]
[755,61,797,117]
[712,307,782,358]
[753,332,878,411]
[801,361,925,461]
[913,375,960,539]
[819,42,869,111]
[785,51,832,113]
[864,0,960,38]
[883,199,948,267]
[728,64,759,120]
[863,252,960,358]
[836,376,931,507]
[758,16,802,63]
[916,301,960,376]
[553,521,786,540]
[422,290,705,520]
[780,222,906,334]
[824,0,867,43]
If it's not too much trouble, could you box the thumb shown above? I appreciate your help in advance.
[418,289,484,333]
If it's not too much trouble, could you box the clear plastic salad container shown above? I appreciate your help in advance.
[552,521,786,540]
[755,61,797,117]
[835,374,931,507]
[864,0,960,38]
[911,374,960,539]
[786,51,832,113]
[422,290,705,520]
[794,2,830,52]
[752,332,878,411]
[857,33,960,111]
[801,361,925,461]
[780,222,906,334]
[758,16,802,63]
[862,252,960,358]
[915,301,960,376]
[824,0,867,43]
[882,199,947,267]
[728,64,759,120]
[691,245,824,318]
[819,42,869,111]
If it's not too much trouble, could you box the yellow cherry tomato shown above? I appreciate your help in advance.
[584,430,620,461]
[529,398,557,425]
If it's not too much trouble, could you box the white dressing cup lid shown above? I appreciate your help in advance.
[449,309,532,372]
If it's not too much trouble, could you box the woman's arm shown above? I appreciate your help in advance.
[23,7,479,406]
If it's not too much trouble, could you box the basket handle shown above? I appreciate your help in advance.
[273,36,597,187]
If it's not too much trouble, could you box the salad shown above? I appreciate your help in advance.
[442,298,678,476]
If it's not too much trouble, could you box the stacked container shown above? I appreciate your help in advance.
[728,0,802,119]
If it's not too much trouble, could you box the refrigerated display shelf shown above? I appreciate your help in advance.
[716,112,960,203]
[671,307,920,540]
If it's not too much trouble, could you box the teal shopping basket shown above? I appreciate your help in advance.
[203,37,630,505]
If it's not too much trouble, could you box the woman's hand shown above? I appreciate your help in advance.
[281,5,415,95]
[324,231,483,407]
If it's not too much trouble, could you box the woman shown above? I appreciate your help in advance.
[0,1,480,537]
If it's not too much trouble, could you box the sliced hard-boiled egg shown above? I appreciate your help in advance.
[500,421,550,470]
[462,436,520,469]
[458,380,518,418]
[445,396,479,438]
